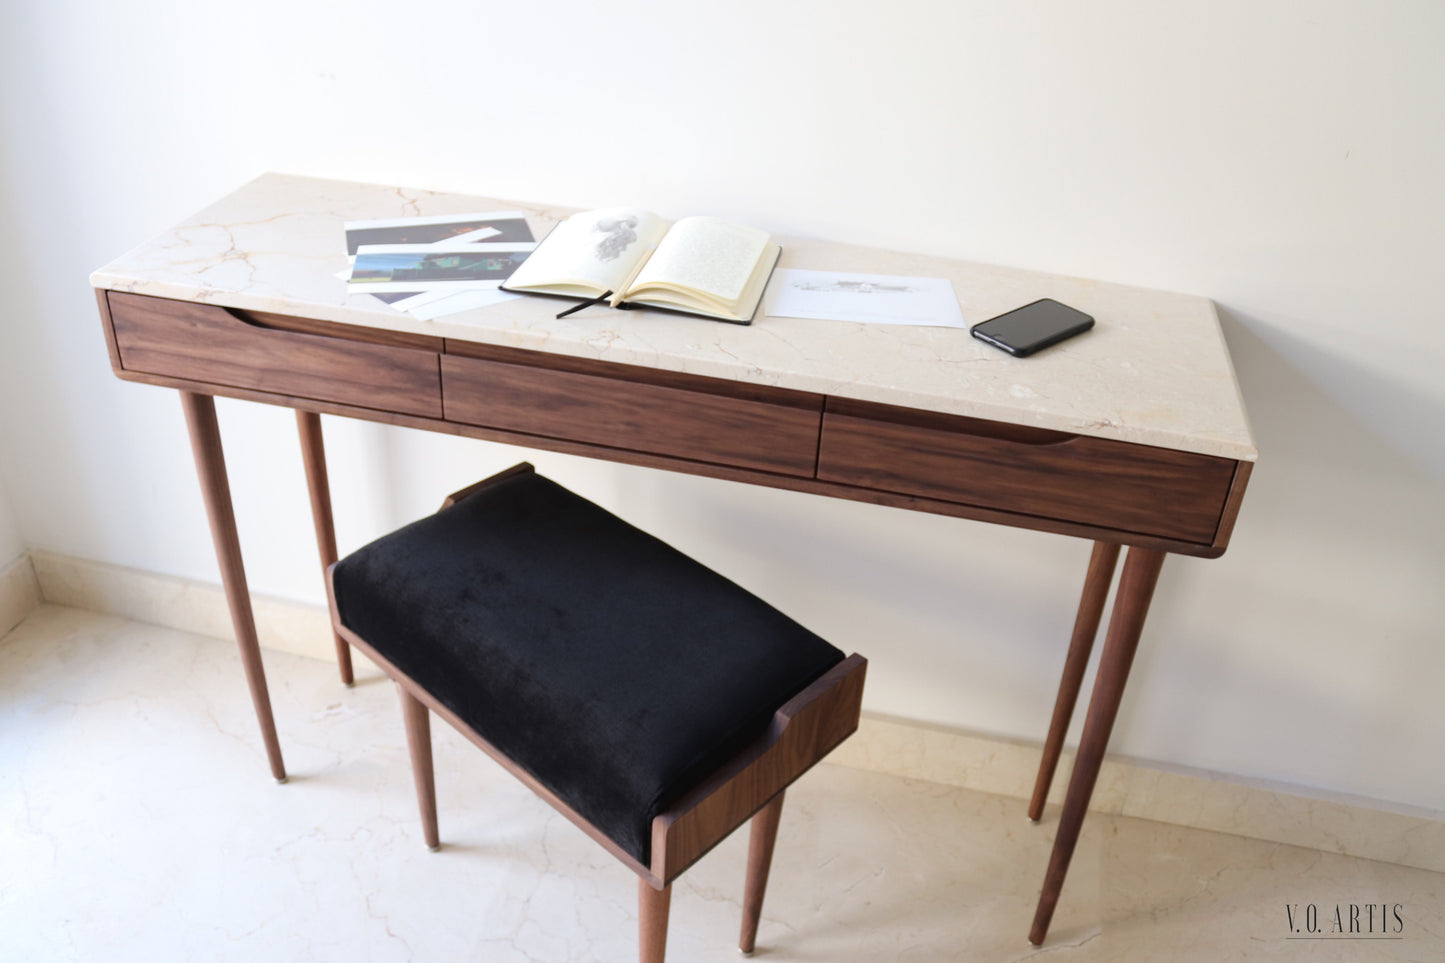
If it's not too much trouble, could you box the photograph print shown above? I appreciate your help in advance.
[349,244,535,292]
[344,211,535,255]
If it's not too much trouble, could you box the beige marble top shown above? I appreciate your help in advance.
[91,173,1256,461]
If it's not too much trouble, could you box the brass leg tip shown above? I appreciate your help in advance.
[428,844,441,853]
[275,776,289,785]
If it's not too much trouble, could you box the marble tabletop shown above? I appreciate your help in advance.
[91,173,1257,461]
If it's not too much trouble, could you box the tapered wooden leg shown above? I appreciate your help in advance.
[1029,547,1165,945]
[1028,542,1121,821]
[179,391,286,783]
[295,410,353,685]
[739,791,785,955]
[397,683,439,851]
[638,879,672,963]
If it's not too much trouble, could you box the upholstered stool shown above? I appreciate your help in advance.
[326,463,866,962]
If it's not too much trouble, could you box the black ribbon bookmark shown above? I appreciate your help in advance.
[555,291,613,319]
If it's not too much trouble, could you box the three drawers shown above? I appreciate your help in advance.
[104,291,1241,548]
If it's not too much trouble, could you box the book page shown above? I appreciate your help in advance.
[624,244,779,322]
[628,216,769,305]
[504,207,667,296]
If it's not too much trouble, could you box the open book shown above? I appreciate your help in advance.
[501,207,781,324]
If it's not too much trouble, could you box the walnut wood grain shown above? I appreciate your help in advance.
[443,338,820,408]
[739,792,785,955]
[441,354,822,477]
[235,306,443,351]
[295,410,353,685]
[650,655,867,885]
[105,364,1239,557]
[638,879,672,963]
[818,397,1238,544]
[1029,546,1166,946]
[95,288,124,371]
[397,682,440,851]
[440,462,538,510]
[107,292,442,418]
[1210,460,1254,551]
[179,391,286,782]
[1028,541,1120,822]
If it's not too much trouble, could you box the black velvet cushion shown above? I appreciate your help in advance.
[332,469,845,866]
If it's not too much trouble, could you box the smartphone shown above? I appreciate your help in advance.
[970,298,1094,357]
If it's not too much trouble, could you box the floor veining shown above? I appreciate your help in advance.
[2,605,1440,961]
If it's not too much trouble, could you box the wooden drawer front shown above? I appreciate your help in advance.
[817,399,1237,544]
[441,355,821,476]
[107,292,441,418]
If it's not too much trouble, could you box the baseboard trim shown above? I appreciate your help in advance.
[28,550,1445,874]
[830,714,1445,875]
[30,549,336,663]
[0,553,43,638]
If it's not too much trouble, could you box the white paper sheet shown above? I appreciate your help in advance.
[385,289,461,311]
[764,269,967,328]
[404,288,523,320]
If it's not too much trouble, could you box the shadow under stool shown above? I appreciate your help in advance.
[325,463,867,962]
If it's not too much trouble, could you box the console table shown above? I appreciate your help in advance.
[92,173,1256,945]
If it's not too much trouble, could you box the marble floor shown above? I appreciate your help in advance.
[2,604,1441,962]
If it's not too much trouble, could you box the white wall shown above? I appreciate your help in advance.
[0,472,21,567]
[1,1,1441,811]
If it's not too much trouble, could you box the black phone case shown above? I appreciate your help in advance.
[970,298,1094,357]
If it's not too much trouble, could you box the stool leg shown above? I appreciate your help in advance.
[397,683,440,851]
[638,879,672,963]
[739,791,785,955]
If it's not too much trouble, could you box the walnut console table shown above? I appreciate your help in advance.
[92,173,1256,945]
